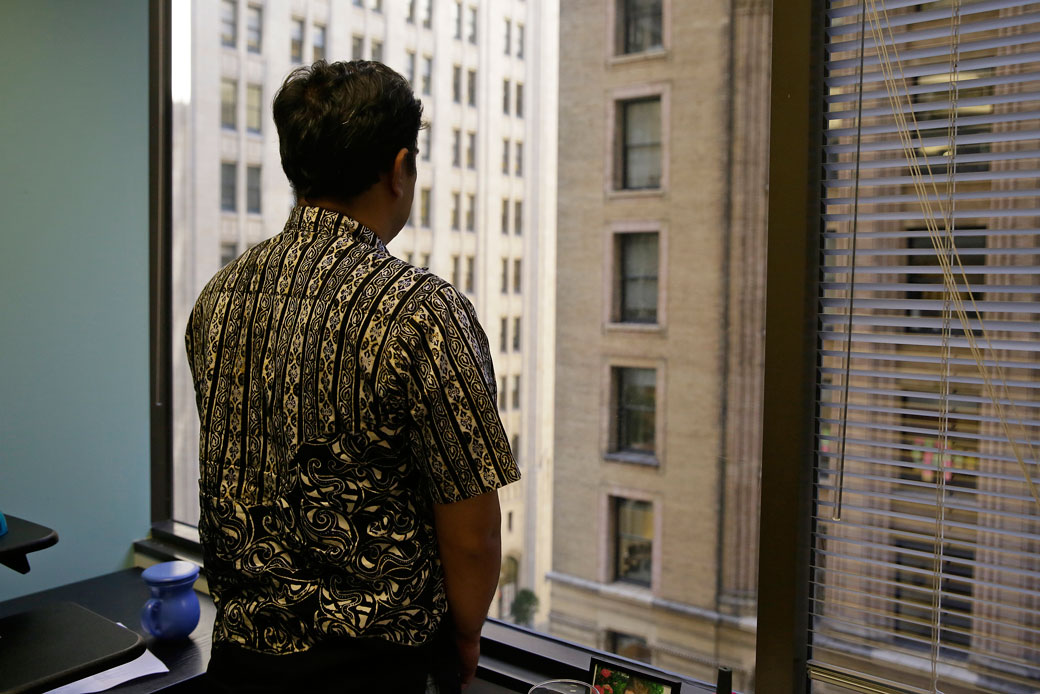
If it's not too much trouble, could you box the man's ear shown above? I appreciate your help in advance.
[390,147,411,197]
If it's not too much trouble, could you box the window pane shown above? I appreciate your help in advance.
[614,498,653,585]
[618,233,658,323]
[467,6,478,44]
[246,166,261,214]
[246,84,261,133]
[352,35,364,61]
[246,5,261,53]
[467,69,477,106]
[220,162,236,211]
[619,0,663,55]
[221,0,236,47]
[371,40,383,63]
[313,25,326,62]
[614,367,655,454]
[221,79,236,129]
[290,19,303,62]
[621,98,661,189]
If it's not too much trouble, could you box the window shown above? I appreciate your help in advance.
[451,192,460,230]
[246,166,261,214]
[245,5,261,53]
[514,200,522,234]
[503,79,511,114]
[504,19,512,54]
[612,366,655,455]
[313,25,326,62]
[466,194,475,232]
[452,66,462,103]
[617,97,661,190]
[614,232,658,324]
[893,540,974,651]
[511,434,520,462]
[452,129,461,167]
[405,252,414,264]
[453,1,462,39]
[421,126,431,162]
[422,0,433,29]
[516,83,524,118]
[465,256,475,293]
[220,241,239,268]
[467,6,477,44]
[290,18,303,62]
[353,0,363,6]
[467,69,477,107]
[502,138,510,174]
[407,0,416,23]
[245,84,261,133]
[421,56,432,95]
[221,0,237,47]
[351,35,364,61]
[466,132,476,169]
[372,0,383,11]
[371,40,383,63]
[451,255,460,286]
[220,79,236,129]
[513,317,521,351]
[613,498,653,586]
[420,187,431,227]
[420,253,430,269]
[515,142,523,176]
[513,259,522,294]
[512,375,520,409]
[617,0,663,55]
[501,258,509,294]
[517,24,525,58]
[499,375,508,409]
[220,162,236,212]
[406,51,417,87]
[608,632,651,664]
[500,317,509,353]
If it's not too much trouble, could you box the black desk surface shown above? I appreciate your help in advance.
[0,516,59,574]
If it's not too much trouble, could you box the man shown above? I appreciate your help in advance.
[186,61,520,693]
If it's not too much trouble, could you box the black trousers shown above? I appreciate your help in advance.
[206,628,461,694]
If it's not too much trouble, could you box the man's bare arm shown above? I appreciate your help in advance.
[433,489,503,688]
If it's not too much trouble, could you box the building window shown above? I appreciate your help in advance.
[452,129,461,167]
[516,83,524,118]
[618,0,663,55]
[512,375,521,409]
[466,132,476,169]
[313,25,326,62]
[371,40,383,63]
[517,24,525,58]
[614,497,653,586]
[511,434,520,462]
[617,97,662,190]
[500,317,508,353]
[421,56,432,95]
[352,35,364,61]
[220,79,237,129]
[504,19,512,54]
[221,162,237,212]
[246,84,262,133]
[499,375,507,409]
[246,5,262,53]
[501,199,510,234]
[220,241,239,268]
[451,255,460,286]
[607,632,652,664]
[502,138,511,174]
[407,0,416,22]
[467,6,478,44]
[451,192,461,230]
[612,367,656,455]
[422,0,433,29]
[514,200,523,234]
[465,256,475,293]
[372,0,383,11]
[614,232,659,324]
[467,69,477,106]
[466,194,475,231]
[503,79,511,115]
[515,141,523,176]
[221,0,237,47]
[422,126,431,162]
[513,317,521,351]
[421,253,430,268]
[513,258,522,294]
[420,187,431,227]
[501,258,509,294]
[406,51,417,87]
[290,18,304,62]
[453,1,462,39]
[893,540,974,650]
[246,166,261,214]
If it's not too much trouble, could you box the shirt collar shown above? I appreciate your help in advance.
[284,205,388,254]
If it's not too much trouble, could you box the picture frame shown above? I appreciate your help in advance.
[589,658,680,694]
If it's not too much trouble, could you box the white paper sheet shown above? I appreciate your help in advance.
[42,648,170,694]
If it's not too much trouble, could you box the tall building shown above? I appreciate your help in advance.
[551,0,770,689]
[170,0,558,623]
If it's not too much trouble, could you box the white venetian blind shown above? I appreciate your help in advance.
[812,2,1040,693]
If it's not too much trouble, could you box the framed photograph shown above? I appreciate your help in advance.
[589,658,680,694]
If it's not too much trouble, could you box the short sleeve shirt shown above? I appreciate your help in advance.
[185,207,520,654]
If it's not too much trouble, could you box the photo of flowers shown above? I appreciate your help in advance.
[589,660,675,694]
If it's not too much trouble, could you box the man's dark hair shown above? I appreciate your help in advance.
[273,60,424,203]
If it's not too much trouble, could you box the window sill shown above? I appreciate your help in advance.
[609,48,668,67]
[605,321,665,334]
[603,451,659,467]
[606,188,666,201]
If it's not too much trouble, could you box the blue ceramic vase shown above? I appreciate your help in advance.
[140,561,201,640]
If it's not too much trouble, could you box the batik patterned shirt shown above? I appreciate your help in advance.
[186,206,520,654]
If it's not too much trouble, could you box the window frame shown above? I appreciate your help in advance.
[603,361,664,466]
[606,83,670,196]
[603,221,667,331]
[602,492,661,590]
[607,0,669,63]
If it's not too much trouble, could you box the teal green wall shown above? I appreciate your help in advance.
[0,0,150,600]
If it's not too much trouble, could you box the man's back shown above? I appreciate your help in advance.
[186,206,518,656]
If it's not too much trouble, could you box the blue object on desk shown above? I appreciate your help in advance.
[141,561,201,640]
[0,509,7,537]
